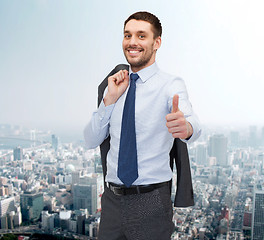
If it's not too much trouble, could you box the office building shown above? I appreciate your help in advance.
[73,174,103,214]
[249,125,258,148]
[51,134,59,151]
[251,183,264,239]
[208,134,228,166]
[195,143,207,165]
[20,191,44,222]
[261,126,264,146]
[230,131,240,148]
[0,197,15,217]
[13,147,23,160]
[41,211,55,232]
[73,184,96,214]
[59,210,71,231]
[72,170,84,185]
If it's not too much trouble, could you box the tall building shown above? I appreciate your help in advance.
[208,134,228,166]
[41,211,55,232]
[20,191,44,222]
[230,131,240,148]
[72,174,103,214]
[261,126,264,146]
[76,211,86,235]
[195,143,207,165]
[249,126,258,148]
[251,183,264,239]
[71,170,83,185]
[51,134,59,151]
[59,210,71,231]
[72,184,96,215]
[0,186,8,196]
[0,197,15,217]
[13,147,23,160]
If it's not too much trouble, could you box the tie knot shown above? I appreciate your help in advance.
[130,73,139,82]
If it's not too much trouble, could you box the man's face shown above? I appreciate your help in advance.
[123,19,161,72]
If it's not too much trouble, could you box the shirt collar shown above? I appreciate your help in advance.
[129,62,159,83]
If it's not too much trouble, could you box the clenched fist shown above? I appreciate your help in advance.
[104,70,129,106]
[166,94,193,139]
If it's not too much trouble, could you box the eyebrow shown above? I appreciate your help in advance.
[124,30,147,34]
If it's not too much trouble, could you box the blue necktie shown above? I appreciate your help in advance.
[118,73,139,187]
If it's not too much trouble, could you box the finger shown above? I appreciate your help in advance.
[166,119,185,129]
[120,70,124,80]
[166,111,183,122]
[123,70,129,80]
[167,126,181,134]
[116,72,124,84]
[172,94,179,113]
[172,132,187,139]
[166,120,179,128]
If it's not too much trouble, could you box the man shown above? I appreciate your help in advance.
[84,11,201,240]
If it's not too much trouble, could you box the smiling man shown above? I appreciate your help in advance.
[84,11,201,240]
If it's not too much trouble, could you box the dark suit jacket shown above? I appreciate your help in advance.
[98,64,194,207]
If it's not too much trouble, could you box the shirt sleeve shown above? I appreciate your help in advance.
[83,100,115,149]
[168,77,202,144]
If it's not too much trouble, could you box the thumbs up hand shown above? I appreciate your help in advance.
[166,94,193,139]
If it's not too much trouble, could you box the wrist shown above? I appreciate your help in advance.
[103,93,117,106]
[186,121,193,140]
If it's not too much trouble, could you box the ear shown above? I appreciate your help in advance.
[154,36,162,51]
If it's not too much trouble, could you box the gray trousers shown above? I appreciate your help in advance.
[98,184,175,240]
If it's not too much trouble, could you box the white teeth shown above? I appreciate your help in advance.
[129,50,139,54]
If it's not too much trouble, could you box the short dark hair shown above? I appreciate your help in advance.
[124,11,162,39]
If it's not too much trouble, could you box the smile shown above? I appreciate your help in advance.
[129,50,140,53]
[127,49,143,56]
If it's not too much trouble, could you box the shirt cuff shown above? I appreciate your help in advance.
[180,116,202,144]
[97,100,115,127]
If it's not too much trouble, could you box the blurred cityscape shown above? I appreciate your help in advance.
[0,123,264,240]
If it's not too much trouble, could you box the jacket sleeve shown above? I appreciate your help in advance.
[170,138,194,207]
[83,67,118,149]
[83,64,129,150]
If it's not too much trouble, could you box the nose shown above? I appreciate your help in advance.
[128,35,138,46]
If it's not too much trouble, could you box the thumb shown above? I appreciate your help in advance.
[172,94,179,113]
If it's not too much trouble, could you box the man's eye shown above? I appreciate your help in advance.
[139,35,145,39]
[124,35,131,38]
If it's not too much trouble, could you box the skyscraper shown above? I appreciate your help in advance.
[20,191,44,222]
[72,184,96,214]
[208,134,228,166]
[13,147,23,161]
[195,143,207,165]
[249,126,258,148]
[0,197,15,217]
[51,134,59,151]
[72,174,103,214]
[230,131,240,148]
[261,126,264,146]
[251,183,264,239]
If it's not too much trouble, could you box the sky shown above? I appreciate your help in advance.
[0,0,264,137]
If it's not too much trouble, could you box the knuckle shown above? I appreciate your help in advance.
[180,119,185,125]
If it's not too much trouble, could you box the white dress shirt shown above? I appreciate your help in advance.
[84,62,201,185]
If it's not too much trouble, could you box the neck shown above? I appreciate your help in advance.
[131,59,156,73]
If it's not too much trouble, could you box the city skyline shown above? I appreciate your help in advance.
[0,114,263,238]
[1,1,264,135]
